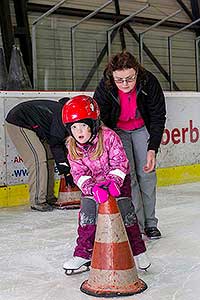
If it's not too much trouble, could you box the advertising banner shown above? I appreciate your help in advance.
[157,92,200,168]
[0,91,200,186]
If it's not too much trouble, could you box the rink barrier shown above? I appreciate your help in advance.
[1,165,200,207]
[157,164,200,186]
[0,180,60,207]
[0,91,200,207]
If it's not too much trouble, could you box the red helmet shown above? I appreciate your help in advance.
[62,95,100,124]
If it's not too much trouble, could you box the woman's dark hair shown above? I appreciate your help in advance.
[104,50,146,89]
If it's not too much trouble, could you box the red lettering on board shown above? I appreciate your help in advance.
[161,120,199,145]
[13,156,24,163]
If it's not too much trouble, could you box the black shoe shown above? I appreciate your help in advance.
[47,197,58,206]
[31,203,53,212]
[144,227,161,240]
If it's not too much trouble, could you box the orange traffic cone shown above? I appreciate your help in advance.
[56,175,81,209]
[80,196,147,297]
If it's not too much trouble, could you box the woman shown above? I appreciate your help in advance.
[94,51,166,239]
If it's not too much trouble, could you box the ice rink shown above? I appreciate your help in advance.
[1,181,200,300]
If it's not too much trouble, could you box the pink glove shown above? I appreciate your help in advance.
[96,180,121,198]
[92,184,109,203]
[108,180,121,197]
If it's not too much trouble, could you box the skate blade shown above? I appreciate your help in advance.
[55,205,80,210]
[139,263,151,272]
[64,262,90,276]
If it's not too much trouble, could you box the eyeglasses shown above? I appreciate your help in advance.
[113,73,137,84]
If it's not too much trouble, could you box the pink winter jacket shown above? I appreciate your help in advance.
[67,126,130,195]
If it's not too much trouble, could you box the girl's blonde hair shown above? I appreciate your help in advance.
[67,127,103,160]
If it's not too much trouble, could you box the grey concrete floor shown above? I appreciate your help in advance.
[1,182,200,300]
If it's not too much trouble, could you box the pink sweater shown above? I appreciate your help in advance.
[117,88,144,130]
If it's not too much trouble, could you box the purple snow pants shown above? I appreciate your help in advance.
[74,175,146,259]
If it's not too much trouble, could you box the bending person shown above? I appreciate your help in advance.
[5,98,73,212]
[94,51,166,239]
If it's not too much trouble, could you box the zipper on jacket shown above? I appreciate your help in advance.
[141,90,148,95]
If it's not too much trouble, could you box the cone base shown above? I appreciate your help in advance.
[55,200,80,210]
[80,278,147,297]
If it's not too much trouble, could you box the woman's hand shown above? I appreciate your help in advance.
[143,150,156,173]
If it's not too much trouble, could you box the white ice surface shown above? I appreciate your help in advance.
[1,182,200,300]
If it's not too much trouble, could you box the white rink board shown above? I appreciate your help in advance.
[0,91,200,186]
[157,92,200,168]
[0,100,6,185]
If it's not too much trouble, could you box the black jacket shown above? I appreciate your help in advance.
[6,99,69,174]
[94,70,166,153]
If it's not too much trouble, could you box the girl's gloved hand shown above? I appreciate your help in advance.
[92,180,121,203]
[108,180,120,197]
[64,173,75,188]
[92,184,109,203]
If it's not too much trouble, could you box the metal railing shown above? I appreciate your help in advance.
[195,36,200,91]
[70,0,113,90]
[139,9,182,65]
[168,17,200,91]
[32,0,68,89]
[106,3,150,59]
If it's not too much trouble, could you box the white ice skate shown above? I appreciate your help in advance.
[134,252,151,271]
[63,256,91,275]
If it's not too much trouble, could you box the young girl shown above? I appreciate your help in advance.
[62,95,151,272]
